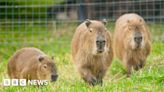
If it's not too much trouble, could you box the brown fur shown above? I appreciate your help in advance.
[8,47,57,81]
[71,20,113,85]
[114,13,151,76]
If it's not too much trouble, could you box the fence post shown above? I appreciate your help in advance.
[77,0,87,22]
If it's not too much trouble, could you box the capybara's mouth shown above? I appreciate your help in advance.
[134,44,142,50]
[97,50,104,54]
[51,74,58,82]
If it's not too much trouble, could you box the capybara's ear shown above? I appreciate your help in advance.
[38,55,44,62]
[102,19,107,25]
[85,19,91,27]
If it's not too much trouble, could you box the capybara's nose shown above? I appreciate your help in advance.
[134,36,142,44]
[96,35,106,53]
[51,74,58,82]
[96,40,106,46]
[96,40,105,53]
[134,31,142,44]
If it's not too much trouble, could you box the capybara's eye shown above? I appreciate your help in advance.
[43,65,47,69]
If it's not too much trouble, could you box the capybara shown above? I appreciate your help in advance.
[71,19,113,86]
[114,13,151,76]
[8,47,58,81]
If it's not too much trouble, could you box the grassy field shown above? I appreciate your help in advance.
[0,22,164,92]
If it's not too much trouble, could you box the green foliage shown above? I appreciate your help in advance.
[0,0,65,19]
[0,0,64,5]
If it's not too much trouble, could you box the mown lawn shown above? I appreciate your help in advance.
[0,22,163,92]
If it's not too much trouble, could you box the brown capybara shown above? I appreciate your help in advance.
[71,19,113,86]
[114,13,151,76]
[8,47,58,81]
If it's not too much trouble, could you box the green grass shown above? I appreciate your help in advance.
[0,0,64,5]
[0,22,164,92]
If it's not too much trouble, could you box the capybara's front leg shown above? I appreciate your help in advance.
[96,69,105,86]
[125,60,133,77]
[135,60,145,71]
[126,65,132,77]
[78,66,97,86]
[139,60,145,69]
[123,56,132,77]
[83,75,97,86]
[20,69,27,79]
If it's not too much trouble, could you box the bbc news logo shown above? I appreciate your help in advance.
[3,79,48,86]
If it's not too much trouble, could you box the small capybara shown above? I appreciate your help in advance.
[8,47,58,81]
[71,19,113,86]
[114,13,151,76]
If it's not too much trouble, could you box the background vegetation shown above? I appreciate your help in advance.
[0,0,64,19]
[0,0,63,5]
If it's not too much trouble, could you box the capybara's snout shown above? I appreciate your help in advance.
[51,74,58,82]
[134,31,142,45]
[96,35,106,53]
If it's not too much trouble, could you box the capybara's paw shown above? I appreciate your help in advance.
[139,60,145,68]
[134,65,140,71]
[87,77,97,86]
[135,61,145,70]
[97,79,103,86]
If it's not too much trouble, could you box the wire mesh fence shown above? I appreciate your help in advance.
[0,0,163,46]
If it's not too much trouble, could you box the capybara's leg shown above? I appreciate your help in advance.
[19,68,28,79]
[79,67,97,86]
[19,72,25,79]
[123,56,132,77]
[135,60,145,71]
[10,73,15,79]
[139,60,145,69]
[10,72,20,79]
[134,64,140,71]
[126,62,132,77]
[96,69,105,86]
